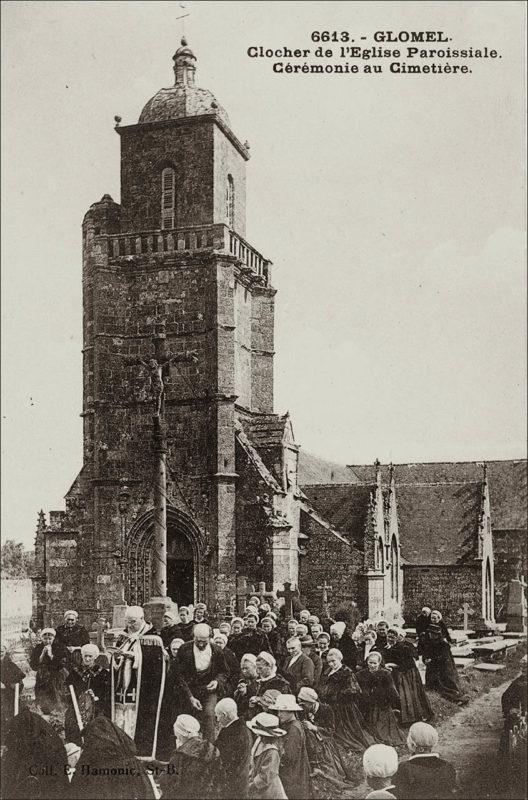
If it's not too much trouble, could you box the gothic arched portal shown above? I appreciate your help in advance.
[125,507,205,607]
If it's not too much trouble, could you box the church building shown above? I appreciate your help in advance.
[32,39,526,631]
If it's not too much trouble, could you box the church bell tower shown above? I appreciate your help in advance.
[62,39,278,620]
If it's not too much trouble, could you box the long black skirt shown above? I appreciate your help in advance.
[395,668,433,724]
[332,701,375,753]
[365,705,406,746]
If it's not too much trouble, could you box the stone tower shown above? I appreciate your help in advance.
[33,41,304,626]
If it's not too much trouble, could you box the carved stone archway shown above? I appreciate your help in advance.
[125,507,206,606]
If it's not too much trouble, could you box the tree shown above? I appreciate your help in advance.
[1,540,34,579]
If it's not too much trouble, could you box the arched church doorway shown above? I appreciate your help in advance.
[167,530,194,605]
[125,508,204,607]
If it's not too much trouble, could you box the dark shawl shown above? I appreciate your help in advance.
[55,623,91,648]
[159,623,183,649]
[158,736,221,800]
[29,641,69,710]
[415,613,431,636]
[228,629,271,661]
[394,755,457,799]
[320,666,374,752]
[423,638,463,702]
[65,664,111,744]
[1,707,70,800]
[356,667,405,746]
[330,631,358,670]
[1,653,25,732]
[385,641,433,724]
[70,716,155,800]
[178,620,195,642]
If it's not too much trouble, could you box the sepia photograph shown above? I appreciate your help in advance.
[1,1,526,798]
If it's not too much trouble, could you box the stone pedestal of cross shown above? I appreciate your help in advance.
[277,582,300,619]
[317,580,333,617]
[236,576,256,616]
[457,602,474,631]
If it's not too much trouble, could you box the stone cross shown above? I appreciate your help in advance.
[317,580,333,615]
[255,581,276,606]
[277,582,300,619]
[457,602,474,631]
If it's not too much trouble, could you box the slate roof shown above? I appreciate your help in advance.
[235,421,283,494]
[238,413,290,449]
[302,484,376,548]
[298,450,359,485]
[395,481,484,565]
[349,460,527,531]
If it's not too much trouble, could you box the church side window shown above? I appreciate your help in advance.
[161,167,175,230]
[226,174,234,228]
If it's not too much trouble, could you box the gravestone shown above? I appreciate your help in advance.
[112,604,128,631]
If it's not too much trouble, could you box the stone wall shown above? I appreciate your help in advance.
[402,564,481,628]
[120,120,215,233]
[299,510,364,617]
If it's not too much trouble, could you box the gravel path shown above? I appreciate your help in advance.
[348,680,525,799]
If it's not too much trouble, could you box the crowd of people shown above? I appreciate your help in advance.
[0,597,520,799]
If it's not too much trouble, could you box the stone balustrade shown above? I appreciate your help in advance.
[97,224,270,282]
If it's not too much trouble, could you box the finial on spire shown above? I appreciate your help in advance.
[173,38,197,87]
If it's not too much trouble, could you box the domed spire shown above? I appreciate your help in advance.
[173,37,196,87]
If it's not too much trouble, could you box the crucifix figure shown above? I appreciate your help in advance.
[139,350,197,416]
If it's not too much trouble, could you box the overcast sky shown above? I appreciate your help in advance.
[2,1,526,548]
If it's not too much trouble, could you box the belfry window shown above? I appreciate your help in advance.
[161,167,175,230]
[226,174,234,228]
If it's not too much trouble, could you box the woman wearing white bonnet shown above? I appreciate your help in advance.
[393,721,457,799]
[29,626,69,712]
[55,611,90,669]
[251,651,290,712]
[363,743,399,799]
[384,627,433,725]
[65,641,110,743]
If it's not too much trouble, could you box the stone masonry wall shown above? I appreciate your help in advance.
[213,124,247,238]
[119,120,215,233]
[299,510,364,618]
[402,564,481,628]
